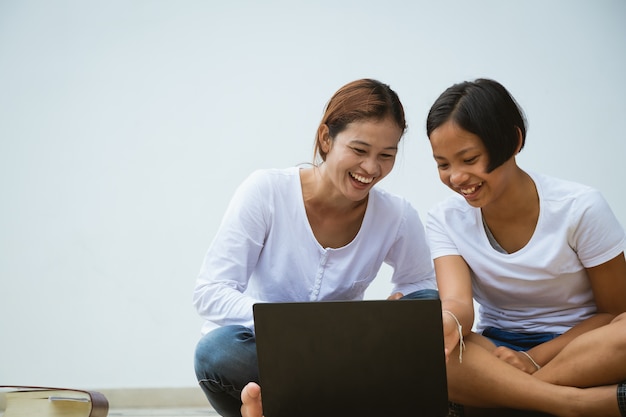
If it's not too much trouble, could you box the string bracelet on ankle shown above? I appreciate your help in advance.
[520,350,541,371]
[442,310,466,363]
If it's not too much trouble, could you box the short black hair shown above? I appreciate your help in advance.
[426,78,527,173]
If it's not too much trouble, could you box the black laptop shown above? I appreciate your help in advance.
[253,299,448,417]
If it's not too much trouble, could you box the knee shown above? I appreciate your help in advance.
[612,312,626,335]
[612,312,626,324]
[607,314,626,349]
[194,325,255,380]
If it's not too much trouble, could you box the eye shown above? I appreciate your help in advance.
[464,156,479,164]
[380,153,396,160]
[351,147,366,155]
[436,162,449,170]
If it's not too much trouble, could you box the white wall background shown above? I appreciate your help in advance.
[1,0,625,389]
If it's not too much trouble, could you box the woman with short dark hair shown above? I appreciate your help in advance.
[428,78,626,416]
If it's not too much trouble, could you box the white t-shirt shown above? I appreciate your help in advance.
[426,172,626,334]
[194,167,436,334]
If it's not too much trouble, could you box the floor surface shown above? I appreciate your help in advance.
[0,408,217,417]
[107,408,217,416]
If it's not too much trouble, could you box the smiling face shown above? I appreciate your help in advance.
[320,116,402,202]
[429,120,516,208]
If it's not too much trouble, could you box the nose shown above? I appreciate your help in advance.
[449,167,469,186]
[361,156,380,176]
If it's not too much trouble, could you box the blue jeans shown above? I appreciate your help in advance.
[193,288,439,417]
[400,288,439,301]
[194,325,258,417]
[481,326,560,351]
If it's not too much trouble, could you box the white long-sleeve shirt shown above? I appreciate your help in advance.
[193,167,436,334]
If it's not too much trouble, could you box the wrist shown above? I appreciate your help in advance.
[442,310,466,363]
[520,350,541,371]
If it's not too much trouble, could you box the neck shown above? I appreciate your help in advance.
[482,169,537,221]
[301,166,368,214]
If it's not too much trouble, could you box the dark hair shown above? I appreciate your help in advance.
[426,78,527,173]
[314,79,406,163]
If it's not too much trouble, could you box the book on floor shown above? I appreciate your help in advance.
[1,386,108,417]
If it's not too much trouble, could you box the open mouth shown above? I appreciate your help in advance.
[350,172,374,184]
[459,182,483,196]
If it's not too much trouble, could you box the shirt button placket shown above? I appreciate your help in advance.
[311,250,328,301]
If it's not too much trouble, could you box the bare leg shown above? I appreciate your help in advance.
[537,314,626,387]
[241,382,264,417]
[447,334,622,416]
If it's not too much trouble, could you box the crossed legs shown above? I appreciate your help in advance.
[447,314,626,416]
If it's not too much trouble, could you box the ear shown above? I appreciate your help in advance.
[514,126,524,154]
[318,124,331,154]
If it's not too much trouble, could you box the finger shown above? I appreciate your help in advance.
[242,382,261,400]
[241,382,264,417]
[386,292,404,300]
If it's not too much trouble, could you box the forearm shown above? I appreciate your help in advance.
[440,298,474,363]
[527,312,615,367]
[193,279,258,328]
[441,298,474,334]
[432,255,475,359]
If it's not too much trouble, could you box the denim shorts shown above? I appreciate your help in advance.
[481,326,561,351]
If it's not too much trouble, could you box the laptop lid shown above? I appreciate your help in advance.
[253,299,448,417]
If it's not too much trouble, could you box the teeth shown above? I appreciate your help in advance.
[460,182,482,195]
[350,172,373,184]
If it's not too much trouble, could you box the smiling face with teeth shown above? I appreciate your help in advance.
[426,78,529,211]
[318,116,402,203]
[429,120,519,208]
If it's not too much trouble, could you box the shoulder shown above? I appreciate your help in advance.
[427,192,474,223]
[229,168,300,210]
[369,186,415,216]
[532,172,595,198]
[531,172,605,210]
[246,166,299,183]
[366,188,429,242]
[240,167,299,192]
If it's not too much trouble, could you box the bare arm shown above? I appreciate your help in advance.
[521,252,626,369]
[434,255,475,361]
